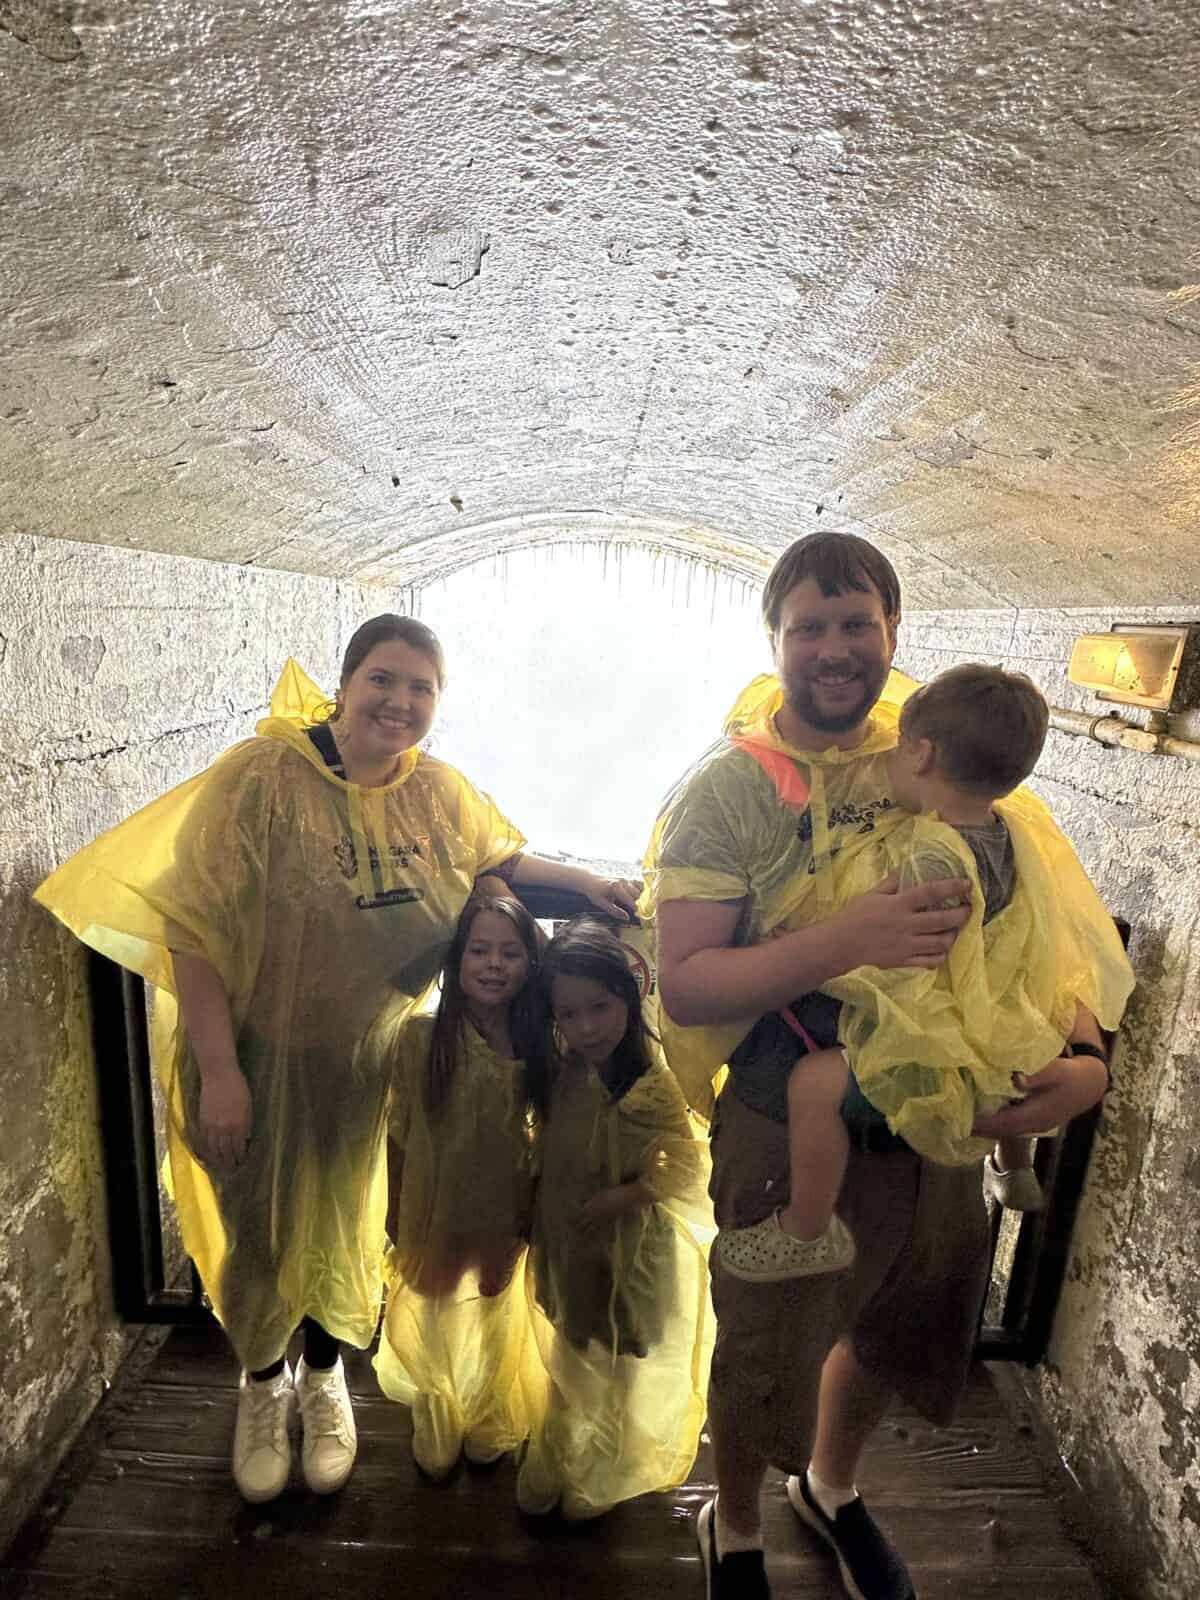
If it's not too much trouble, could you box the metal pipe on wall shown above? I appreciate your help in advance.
[1047,706,1200,763]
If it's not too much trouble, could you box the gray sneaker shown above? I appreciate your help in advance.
[983,1153,1045,1213]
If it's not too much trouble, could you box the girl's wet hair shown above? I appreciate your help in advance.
[426,892,549,1115]
[541,918,653,1099]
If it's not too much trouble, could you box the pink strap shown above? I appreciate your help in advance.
[778,1005,821,1054]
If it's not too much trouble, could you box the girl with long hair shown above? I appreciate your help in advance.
[374,892,550,1478]
[517,919,714,1521]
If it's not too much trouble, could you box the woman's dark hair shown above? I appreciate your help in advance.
[761,532,901,637]
[425,893,549,1116]
[339,614,447,693]
[541,918,653,1100]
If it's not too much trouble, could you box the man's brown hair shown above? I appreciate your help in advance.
[761,532,902,636]
[899,664,1049,797]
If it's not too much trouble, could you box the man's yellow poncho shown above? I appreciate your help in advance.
[641,672,1135,1161]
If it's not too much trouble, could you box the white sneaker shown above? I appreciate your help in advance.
[983,1153,1045,1213]
[232,1364,295,1503]
[410,1392,462,1480]
[295,1356,357,1495]
[515,1434,560,1516]
[718,1210,856,1283]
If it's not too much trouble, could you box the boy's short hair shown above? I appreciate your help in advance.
[899,664,1049,798]
[761,532,901,636]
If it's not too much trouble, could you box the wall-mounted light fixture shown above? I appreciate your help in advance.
[1067,623,1197,714]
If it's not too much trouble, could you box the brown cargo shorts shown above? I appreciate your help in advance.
[707,1087,991,1475]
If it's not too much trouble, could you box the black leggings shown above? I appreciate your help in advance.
[250,1317,339,1381]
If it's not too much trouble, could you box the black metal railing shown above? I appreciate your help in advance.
[85,896,1127,1363]
[89,951,207,1322]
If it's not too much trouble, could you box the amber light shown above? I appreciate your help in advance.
[1067,625,1192,712]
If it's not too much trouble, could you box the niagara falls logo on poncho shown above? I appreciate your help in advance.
[334,835,430,909]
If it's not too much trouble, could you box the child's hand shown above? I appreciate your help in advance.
[576,1183,646,1238]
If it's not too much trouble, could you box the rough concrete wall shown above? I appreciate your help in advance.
[0,533,397,1552]
[3,0,1200,609]
[898,605,1200,1600]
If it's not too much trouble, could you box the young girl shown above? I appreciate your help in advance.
[518,919,714,1521]
[373,892,549,1478]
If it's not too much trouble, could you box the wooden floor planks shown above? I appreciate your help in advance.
[1,1325,1105,1599]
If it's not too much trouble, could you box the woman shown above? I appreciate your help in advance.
[34,614,636,1504]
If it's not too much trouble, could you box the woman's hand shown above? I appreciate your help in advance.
[196,1063,253,1175]
[971,1054,1109,1139]
[583,875,642,923]
[173,951,249,1174]
[576,1182,649,1238]
[503,856,642,922]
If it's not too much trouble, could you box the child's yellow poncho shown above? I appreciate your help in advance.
[373,1010,541,1454]
[33,661,524,1370]
[641,672,1135,1160]
[526,1051,714,1516]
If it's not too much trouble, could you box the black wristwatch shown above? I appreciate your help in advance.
[1067,1039,1112,1094]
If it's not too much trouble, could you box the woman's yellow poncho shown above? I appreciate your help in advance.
[33,662,524,1370]
[641,672,1135,1161]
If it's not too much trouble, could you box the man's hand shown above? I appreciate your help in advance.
[829,873,974,972]
[196,1063,253,1175]
[971,1054,1109,1138]
[584,876,642,924]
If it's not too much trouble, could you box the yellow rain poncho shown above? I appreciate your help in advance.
[525,1051,714,1516]
[641,672,1135,1160]
[373,1011,541,1454]
[33,661,524,1372]
[640,670,916,1117]
[800,792,1135,1164]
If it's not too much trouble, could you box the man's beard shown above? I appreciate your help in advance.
[781,663,889,734]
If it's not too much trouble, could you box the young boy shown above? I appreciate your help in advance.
[717,663,1079,1283]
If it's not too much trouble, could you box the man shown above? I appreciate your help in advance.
[648,532,1112,1600]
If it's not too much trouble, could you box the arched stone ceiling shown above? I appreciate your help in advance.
[1,0,1198,608]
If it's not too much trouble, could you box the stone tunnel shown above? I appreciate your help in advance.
[1,1,1198,1595]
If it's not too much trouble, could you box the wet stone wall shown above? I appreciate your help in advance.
[898,604,1200,1600]
[0,533,397,1552]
